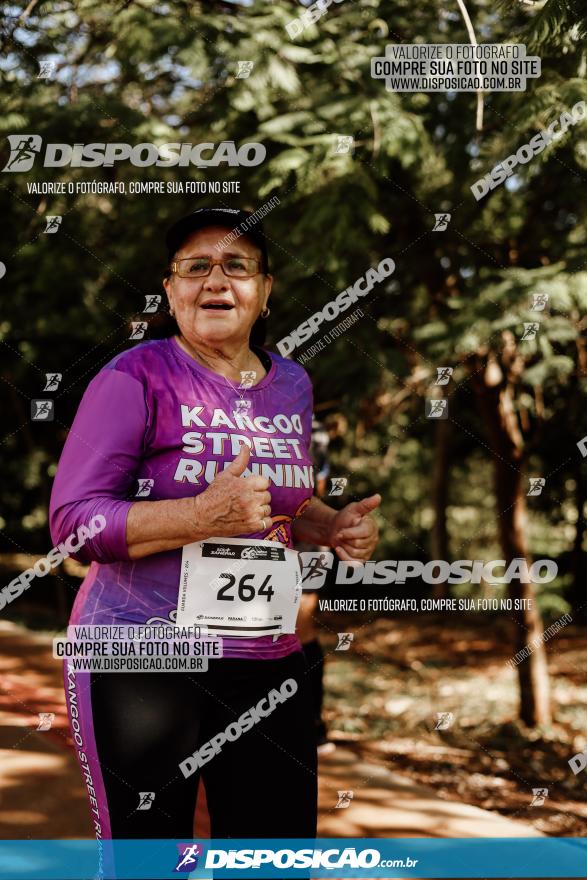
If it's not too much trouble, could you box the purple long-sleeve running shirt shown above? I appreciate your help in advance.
[49,336,315,659]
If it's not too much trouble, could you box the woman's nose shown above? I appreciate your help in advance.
[203,264,230,289]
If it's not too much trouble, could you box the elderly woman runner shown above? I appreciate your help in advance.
[50,207,380,846]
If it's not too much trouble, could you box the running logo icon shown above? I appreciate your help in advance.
[530,787,548,806]
[336,632,354,650]
[3,134,42,172]
[174,843,203,872]
[31,400,54,421]
[44,373,62,391]
[521,322,539,341]
[336,790,354,809]
[236,61,254,78]
[239,370,256,389]
[136,479,154,497]
[426,399,448,419]
[233,398,252,414]
[136,791,155,811]
[435,367,453,385]
[37,712,55,731]
[530,293,549,311]
[143,294,161,313]
[335,135,354,154]
[37,62,56,79]
[527,477,545,496]
[329,477,347,496]
[44,215,62,233]
[433,213,451,231]
[434,712,454,730]
[299,551,333,589]
[129,321,148,340]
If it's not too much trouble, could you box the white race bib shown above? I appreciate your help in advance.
[177,538,302,638]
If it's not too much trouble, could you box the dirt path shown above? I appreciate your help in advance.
[0,621,543,841]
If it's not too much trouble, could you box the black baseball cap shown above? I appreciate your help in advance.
[165,207,269,273]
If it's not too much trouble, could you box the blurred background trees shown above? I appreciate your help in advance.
[1,0,586,726]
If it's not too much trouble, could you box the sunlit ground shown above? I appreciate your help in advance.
[321,613,587,836]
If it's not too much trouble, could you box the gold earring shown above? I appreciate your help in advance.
[261,306,270,318]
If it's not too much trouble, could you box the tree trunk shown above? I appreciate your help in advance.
[569,458,586,616]
[473,368,551,726]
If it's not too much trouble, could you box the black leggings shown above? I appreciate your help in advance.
[87,651,318,840]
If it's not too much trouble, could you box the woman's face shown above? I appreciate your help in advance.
[163,226,272,349]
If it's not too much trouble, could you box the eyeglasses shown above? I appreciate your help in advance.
[171,257,262,279]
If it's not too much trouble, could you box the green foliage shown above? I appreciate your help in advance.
[0,0,585,596]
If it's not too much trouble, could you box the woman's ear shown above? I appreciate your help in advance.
[163,275,174,314]
[262,273,273,308]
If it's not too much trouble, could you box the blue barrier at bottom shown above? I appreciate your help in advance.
[0,838,586,879]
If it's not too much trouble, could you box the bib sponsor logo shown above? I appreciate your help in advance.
[203,543,286,561]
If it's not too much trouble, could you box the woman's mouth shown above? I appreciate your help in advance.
[200,301,234,311]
